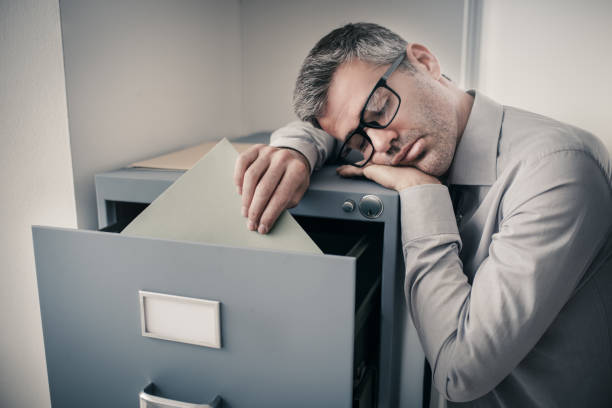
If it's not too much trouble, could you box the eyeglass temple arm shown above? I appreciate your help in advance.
[381,53,406,80]
[381,53,452,83]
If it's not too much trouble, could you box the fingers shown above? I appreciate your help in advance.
[337,163,403,190]
[234,145,310,234]
[336,165,365,178]
[234,144,265,195]
[241,151,272,218]
[337,163,387,187]
[257,163,309,234]
[247,162,285,231]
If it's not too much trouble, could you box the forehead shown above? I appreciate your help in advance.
[319,59,386,140]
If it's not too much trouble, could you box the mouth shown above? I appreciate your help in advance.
[391,137,425,165]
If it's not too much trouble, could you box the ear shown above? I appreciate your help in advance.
[405,43,441,80]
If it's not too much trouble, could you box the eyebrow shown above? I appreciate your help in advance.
[342,119,361,142]
[317,117,353,142]
[342,127,355,142]
[341,103,366,142]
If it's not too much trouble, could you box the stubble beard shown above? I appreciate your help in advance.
[410,81,458,176]
[387,112,456,176]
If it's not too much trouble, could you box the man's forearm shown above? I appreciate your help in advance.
[269,121,336,173]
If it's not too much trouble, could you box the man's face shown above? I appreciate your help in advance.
[318,58,459,176]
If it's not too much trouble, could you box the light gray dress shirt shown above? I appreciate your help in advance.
[271,91,612,407]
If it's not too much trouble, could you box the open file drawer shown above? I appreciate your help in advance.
[32,216,382,408]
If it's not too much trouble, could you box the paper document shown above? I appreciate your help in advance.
[128,141,255,170]
[121,139,322,254]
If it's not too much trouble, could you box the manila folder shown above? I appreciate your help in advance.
[121,138,322,254]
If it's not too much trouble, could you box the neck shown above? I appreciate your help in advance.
[454,88,474,145]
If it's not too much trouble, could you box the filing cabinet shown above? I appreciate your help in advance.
[32,135,427,407]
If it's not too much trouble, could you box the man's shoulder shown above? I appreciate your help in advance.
[497,106,611,179]
[494,106,612,221]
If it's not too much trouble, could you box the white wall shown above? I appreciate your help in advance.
[240,0,466,134]
[0,1,76,407]
[60,0,242,229]
[479,0,612,153]
[61,0,467,228]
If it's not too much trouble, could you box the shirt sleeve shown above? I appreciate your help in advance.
[269,121,337,173]
[399,150,612,402]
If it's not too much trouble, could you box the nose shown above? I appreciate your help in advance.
[366,127,398,154]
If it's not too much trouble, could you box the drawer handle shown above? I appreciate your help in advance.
[139,383,222,408]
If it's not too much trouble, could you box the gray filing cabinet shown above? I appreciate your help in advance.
[32,134,426,407]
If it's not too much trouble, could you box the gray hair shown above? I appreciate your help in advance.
[293,22,415,124]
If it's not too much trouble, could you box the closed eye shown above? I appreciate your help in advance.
[365,98,389,124]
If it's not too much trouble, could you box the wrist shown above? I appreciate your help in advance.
[396,175,440,191]
[280,147,312,174]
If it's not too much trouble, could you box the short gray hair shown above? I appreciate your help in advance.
[293,22,414,124]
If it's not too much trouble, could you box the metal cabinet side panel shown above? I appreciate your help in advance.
[33,227,357,408]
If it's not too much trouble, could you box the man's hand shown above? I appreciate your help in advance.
[234,144,310,234]
[336,163,440,191]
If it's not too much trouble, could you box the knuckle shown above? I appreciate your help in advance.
[241,187,253,201]
[255,185,274,200]
[291,160,308,176]
[283,188,299,208]
[242,145,258,158]
[241,179,255,196]
[259,144,277,156]
[276,148,293,159]
[244,165,259,180]
[247,204,259,218]
[235,155,247,169]
[274,149,300,166]
[289,158,308,173]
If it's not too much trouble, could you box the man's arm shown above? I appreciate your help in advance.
[269,121,336,173]
[400,151,611,401]
[233,121,334,234]
[339,151,612,401]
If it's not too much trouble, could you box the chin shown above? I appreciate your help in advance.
[413,151,451,176]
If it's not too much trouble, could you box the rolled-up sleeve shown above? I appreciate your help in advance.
[269,121,336,173]
[400,150,612,402]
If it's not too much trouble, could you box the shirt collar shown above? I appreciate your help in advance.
[446,90,503,186]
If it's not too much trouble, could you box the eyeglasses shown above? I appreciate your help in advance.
[337,53,405,167]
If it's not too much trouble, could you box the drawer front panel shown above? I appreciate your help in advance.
[33,227,357,408]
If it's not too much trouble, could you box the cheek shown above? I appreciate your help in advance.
[420,137,456,175]
[370,151,394,165]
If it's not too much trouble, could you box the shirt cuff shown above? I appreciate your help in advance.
[269,140,318,175]
[399,184,458,243]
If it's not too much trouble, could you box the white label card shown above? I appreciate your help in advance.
[139,290,221,349]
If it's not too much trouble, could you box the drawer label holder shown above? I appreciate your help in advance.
[139,290,221,349]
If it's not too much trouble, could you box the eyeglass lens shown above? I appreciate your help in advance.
[339,131,373,165]
[362,86,400,127]
[339,85,399,165]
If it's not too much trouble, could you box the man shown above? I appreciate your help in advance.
[234,23,612,406]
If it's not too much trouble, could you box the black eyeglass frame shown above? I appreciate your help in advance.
[337,53,405,168]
